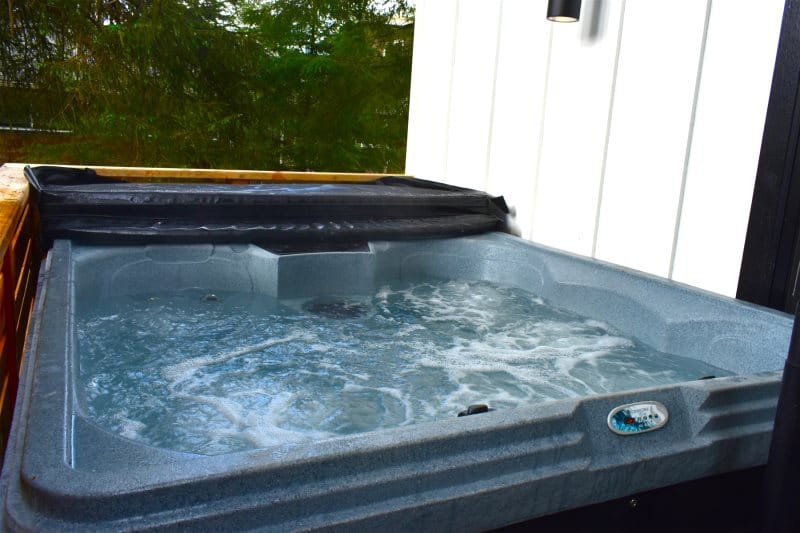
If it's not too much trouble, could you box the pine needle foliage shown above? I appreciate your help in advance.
[0,0,414,172]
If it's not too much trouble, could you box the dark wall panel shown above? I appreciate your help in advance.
[738,0,800,312]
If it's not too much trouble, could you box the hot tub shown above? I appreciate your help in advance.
[0,231,792,531]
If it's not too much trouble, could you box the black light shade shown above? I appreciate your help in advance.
[547,0,582,22]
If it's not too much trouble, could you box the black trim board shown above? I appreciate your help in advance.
[496,467,764,533]
[738,0,800,312]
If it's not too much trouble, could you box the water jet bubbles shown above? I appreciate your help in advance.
[77,281,733,455]
[302,297,369,319]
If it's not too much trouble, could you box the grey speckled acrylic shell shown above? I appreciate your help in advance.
[0,232,792,531]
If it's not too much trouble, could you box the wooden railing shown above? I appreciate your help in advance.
[0,162,400,466]
[0,164,39,464]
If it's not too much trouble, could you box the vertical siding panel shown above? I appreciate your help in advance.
[404,0,460,179]
[406,0,784,296]
[443,0,504,190]
[594,0,709,277]
[671,0,784,296]
[531,0,624,256]
[485,0,551,240]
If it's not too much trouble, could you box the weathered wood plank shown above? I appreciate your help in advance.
[1,162,400,183]
[0,166,30,260]
[9,204,30,282]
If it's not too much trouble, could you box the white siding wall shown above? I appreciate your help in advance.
[405,0,784,297]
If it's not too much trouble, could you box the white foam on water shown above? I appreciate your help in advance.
[342,382,413,422]
[182,392,333,449]
[161,333,305,382]
[393,323,427,337]
[78,281,731,455]
[113,411,147,441]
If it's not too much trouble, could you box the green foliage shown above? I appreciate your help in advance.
[0,0,414,171]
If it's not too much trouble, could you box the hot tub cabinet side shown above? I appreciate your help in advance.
[0,167,41,468]
[0,233,792,531]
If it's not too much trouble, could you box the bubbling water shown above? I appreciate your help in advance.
[77,281,730,455]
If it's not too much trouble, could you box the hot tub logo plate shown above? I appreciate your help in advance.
[607,401,669,435]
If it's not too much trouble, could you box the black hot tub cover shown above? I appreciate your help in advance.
[25,166,511,247]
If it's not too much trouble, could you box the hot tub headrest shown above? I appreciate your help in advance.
[25,165,511,246]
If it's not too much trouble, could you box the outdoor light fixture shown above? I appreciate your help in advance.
[547,0,581,22]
